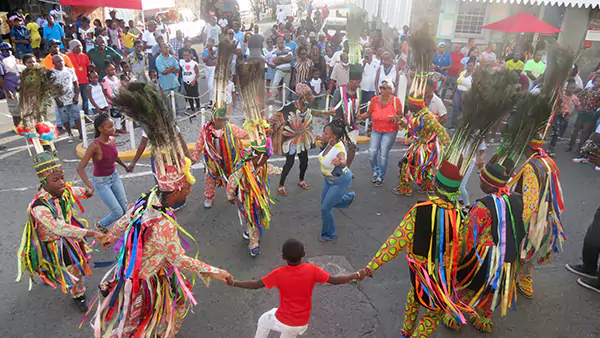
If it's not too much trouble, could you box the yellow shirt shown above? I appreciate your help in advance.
[122,33,137,49]
[505,59,524,72]
[26,22,41,48]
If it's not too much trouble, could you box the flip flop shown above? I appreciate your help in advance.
[277,186,288,196]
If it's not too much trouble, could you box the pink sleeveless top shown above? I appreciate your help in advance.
[93,138,118,177]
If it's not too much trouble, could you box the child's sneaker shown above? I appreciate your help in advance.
[249,247,260,257]
[595,166,600,172]
[572,157,588,164]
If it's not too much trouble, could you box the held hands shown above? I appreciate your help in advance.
[213,269,234,284]
[331,157,342,166]
[84,188,94,198]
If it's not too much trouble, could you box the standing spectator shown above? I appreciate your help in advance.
[309,68,325,97]
[358,79,403,186]
[202,16,222,46]
[155,42,180,94]
[445,43,464,100]
[151,35,174,70]
[42,39,73,69]
[461,37,477,56]
[180,48,200,111]
[36,11,47,30]
[125,40,149,83]
[10,17,32,59]
[264,37,276,91]
[128,20,141,37]
[232,22,245,47]
[51,55,81,143]
[374,52,400,96]
[548,79,580,157]
[93,19,103,37]
[324,45,335,79]
[0,43,21,127]
[292,46,313,88]
[361,47,379,103]
[481,42,497,65]
[67,40,92,115]
[142,20,158,54]
[328,28,344,51]
[77,17,93,40]
[460,46,480,70]
[49,4,67,25]
[88,36,122,79]
[121,27,137,55]
[322,5,330,20]
[524,50,546,90]
[317,33,327,53]
[42,15,65,50]
[218,15,229,30]
[64,24,78,49]
[308,32,318,46]
[425,79,448,124]
[568,77,600,153]
[283,32,297,61]
[277,8,286,25]
[83,31,95,53]
[569,64,584,89]
[452,57,475,127]
[566,201,600,292]
[269,37,293,101]
[309,43,326,82]
[370,29,383,51]
[433,42,451,76]
[107,21,122,51]
[101,62,125,132]
[360,30,370,47]
[154,15,169,42]
[87,70,110,115]
[202,39,217,105]
[25,15,41,58]
[169,30,185,57]
[328,53,350,93]
[98,28,110,45]
[179,37,199,62]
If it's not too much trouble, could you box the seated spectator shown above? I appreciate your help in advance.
[505,52,525,73]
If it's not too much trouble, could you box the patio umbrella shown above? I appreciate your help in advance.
[481,12,561,34]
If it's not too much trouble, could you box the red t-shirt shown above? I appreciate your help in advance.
[262,263,330,326]
[448,52,464,77]
[67,52,91,85]
[369,96,402,133]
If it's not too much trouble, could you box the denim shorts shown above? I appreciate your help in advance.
[58,104,79,124]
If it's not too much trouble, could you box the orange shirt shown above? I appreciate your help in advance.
[43,53,74,70]
[369,96,402,133]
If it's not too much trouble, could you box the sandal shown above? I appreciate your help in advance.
[277,186,288,197]
[95,222,108,234]
[297,180,310,190]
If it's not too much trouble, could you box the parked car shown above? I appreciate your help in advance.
[312,0,347,9]
[155,9,205,42]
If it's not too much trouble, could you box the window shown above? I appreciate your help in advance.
[455,2,487,37]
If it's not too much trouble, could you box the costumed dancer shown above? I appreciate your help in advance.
[269,82,332,196]
[16,61,104,312]
[92,82,232,337]
[363,160,474,338]
[394,27,450,196]
[226,58,276,257]
[510,136,565,298]
[190,37,248,209]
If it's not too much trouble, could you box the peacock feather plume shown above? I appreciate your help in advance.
[19,66,62,130]
[214,37,237,116]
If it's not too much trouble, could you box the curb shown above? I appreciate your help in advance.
[75,135,374,160]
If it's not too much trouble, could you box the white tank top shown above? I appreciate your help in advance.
[378,64,398,88]
[319,141,347,176]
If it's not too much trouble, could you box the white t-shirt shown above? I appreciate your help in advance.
[218,18,228,28]
[277,11,286,24]
[310,78,323,95]
[428,93,447,117]
[52,67,78,104]
[180,59,198,84]
[319,141,347,176]
[481,51,497,62]
[155,23,169,42]
[332,50,343,66]
[204,24,222,45]
[457,70,473,92]
[360,36,370,46]
[361,58,380,92]
[142,30,157,53]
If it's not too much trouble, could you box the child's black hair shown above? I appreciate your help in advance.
[22,53,35,64]
[149,69,158,75]
[282,239,305,263]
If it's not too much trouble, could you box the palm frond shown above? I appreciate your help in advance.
[409,23,436,73]
[236,59,266,143]
[214,37,237,112]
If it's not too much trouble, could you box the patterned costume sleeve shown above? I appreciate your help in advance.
[190,128,206,163]
[424,112,450,146]
[161,218,220,275]
[367,208,416,273]
[226,169,244,200]
[521,164,540,224]
[71,186,90,199]
[464,201,493,253]
[105,212,132,242]
[230,124,248,139]
[32,206,87,240]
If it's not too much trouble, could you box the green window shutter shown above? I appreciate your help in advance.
[436,0,458,40]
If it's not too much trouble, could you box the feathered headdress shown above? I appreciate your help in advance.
[496,43,573,168]
[236,59,272,156]
[17,66,62,157]
[213,37,237,118]
[112,83,195,191]
[407,24,436,108]
[446,69,520,175]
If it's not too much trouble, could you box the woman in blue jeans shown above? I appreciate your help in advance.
[318,119,355,242]
[77,114,131,232]
[358,79,402,187]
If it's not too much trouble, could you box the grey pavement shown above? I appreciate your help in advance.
[0,126,599,337]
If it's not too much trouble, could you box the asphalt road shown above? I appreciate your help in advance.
[0,123,599,338]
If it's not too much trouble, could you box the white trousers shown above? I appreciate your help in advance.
[271,70,291,97]
[254,308,308,338]
[205,65,216,102]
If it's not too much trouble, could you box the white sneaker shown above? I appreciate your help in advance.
[67,135,74,143]
[572,157,588,164]
[595,166,600,172]
[204,198,214,208]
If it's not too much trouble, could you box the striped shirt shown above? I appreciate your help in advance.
[88,83,109,109]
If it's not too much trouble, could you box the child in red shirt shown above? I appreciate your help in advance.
[229,239,364,337]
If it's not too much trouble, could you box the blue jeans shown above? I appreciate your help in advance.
[459,160,476,206]
[320,169,354,240]
[452,90,465,126]
[79,84,89,115]
[369,130,398,180]
[93,170,128,228]
[55,106,63,127]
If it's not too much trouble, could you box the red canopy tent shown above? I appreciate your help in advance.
[59,0,171,11]
[481,12,561,34]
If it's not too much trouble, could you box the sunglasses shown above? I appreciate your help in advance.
[380,85,391,89]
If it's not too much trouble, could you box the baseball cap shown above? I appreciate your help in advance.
[48,39,61,47]
[438,41,446,47]
[0,42,12,50]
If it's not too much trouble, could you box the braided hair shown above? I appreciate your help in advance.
[94,113,110,138]
[326,118,352,146]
